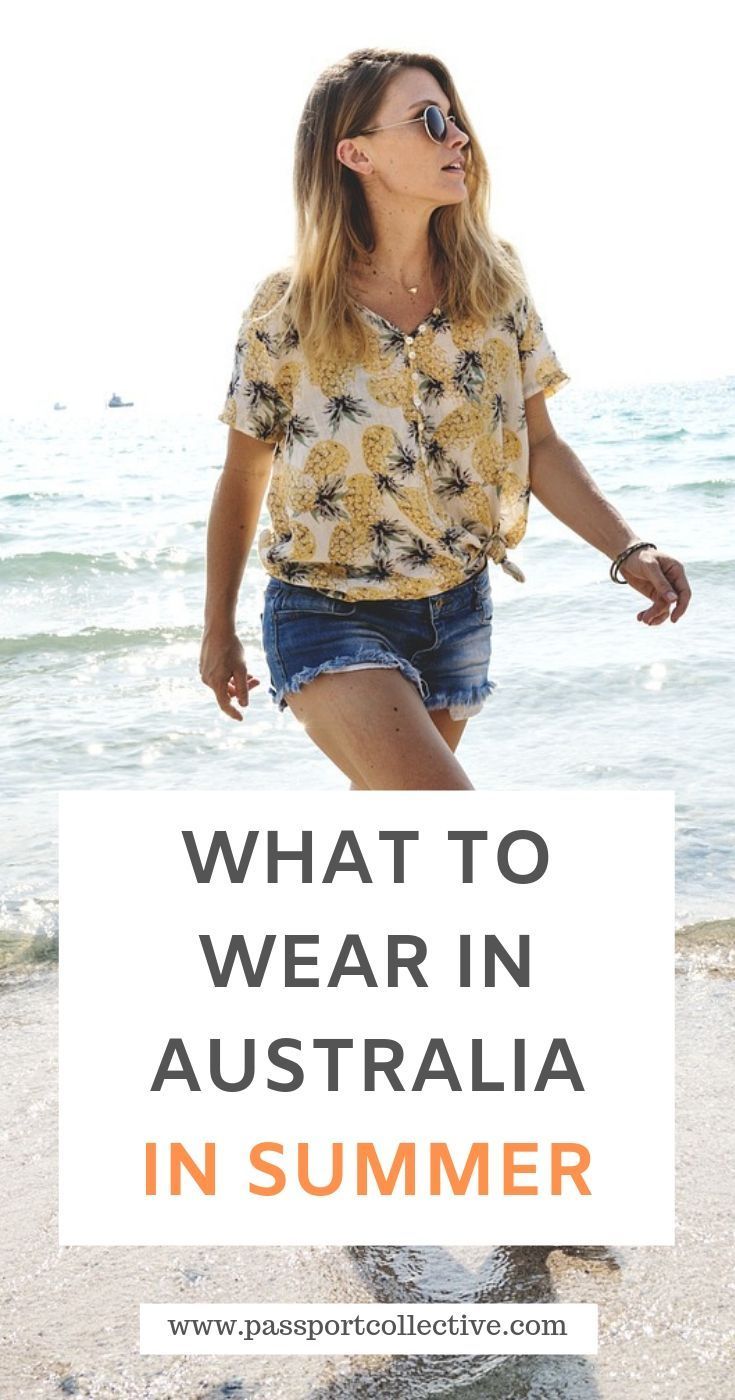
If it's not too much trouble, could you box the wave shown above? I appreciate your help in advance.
[0,548,202,581]
[3,917,731,978]
[640,426,690,441]
[667,478,735,494]
[0,624,203,658]
[611,477,735,496]
[676,917,735,977]
[0,932,58,976]
[679,557,735,578]
[1,490,86,505]
[586,426,689,445]
[2,490,205,508]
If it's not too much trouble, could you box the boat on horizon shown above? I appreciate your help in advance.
[53,402,67,411]
[108,392,134,408]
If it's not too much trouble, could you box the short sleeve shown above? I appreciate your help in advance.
[218,271,291,443]
[515,287,571,401]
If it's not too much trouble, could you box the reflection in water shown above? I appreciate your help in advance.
[306,1244,619,1399]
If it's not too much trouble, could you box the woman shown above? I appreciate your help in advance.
[201,47,691,790]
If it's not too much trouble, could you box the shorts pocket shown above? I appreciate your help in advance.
[275,586,357,618]
[472,570,494,622]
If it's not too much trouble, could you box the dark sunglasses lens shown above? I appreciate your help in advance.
[425,105,447,142]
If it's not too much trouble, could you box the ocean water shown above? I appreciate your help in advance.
[1,376,734,970]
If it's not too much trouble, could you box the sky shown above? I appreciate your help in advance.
[1,0,732,413]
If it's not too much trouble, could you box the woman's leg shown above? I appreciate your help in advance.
[283,667,474,790]
[427,708,470,753]
[348,709,469,788]
[349,709,470,789]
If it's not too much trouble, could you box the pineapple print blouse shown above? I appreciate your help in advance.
[218,266,570,601]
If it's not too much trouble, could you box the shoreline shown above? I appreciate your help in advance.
[2,912,733,982]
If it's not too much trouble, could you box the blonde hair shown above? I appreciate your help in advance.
[263,47,529,364]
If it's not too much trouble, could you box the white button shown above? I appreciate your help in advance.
[405,335,414,344]
[411,372,420,382]
[412,395,421,407]
[408,349,416,359]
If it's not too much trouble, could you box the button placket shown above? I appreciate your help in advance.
[405,323,431,470]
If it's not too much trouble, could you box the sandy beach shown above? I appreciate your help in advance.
[0,920,732,1399]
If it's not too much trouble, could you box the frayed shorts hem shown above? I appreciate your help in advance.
[271,653,496,721]
[271,651,426,712]
[424,678,498,720]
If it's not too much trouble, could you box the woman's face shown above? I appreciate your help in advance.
[341,66,470,207]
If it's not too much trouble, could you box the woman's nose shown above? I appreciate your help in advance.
[447,125,469,153]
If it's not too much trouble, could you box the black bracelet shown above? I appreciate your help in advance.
[609,541,657,584]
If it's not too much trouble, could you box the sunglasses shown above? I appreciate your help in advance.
[359,104,466,146]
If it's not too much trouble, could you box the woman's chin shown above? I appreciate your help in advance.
[437,177,467,200]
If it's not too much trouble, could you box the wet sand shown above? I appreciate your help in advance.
[1,922,733,1399]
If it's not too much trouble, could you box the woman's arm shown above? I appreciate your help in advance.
[525,393,691,624]
[528,428,639,560]
[200,428,276,718]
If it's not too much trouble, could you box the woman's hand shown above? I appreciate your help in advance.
[617,547,692,625]
[199,627,259,720]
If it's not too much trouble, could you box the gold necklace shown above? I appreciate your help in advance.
[360,256,432,298]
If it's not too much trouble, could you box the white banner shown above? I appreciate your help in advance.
[59,789,675,1245]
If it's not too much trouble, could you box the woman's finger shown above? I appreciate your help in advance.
[213,682,244,721]
[227,676,260,695]
[230,663,257,707]
[667,567,692,622]
[625,552,691,624]
[637,601,671,625]
[649,557,692,623]
[645,563,677,604]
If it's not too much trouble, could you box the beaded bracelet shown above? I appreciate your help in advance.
[609,540,657,583]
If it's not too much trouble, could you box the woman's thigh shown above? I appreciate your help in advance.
[345,709,469,789]
[428,708,470,753]
[283,666,474,790]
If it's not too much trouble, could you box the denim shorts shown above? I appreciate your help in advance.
[260,566,496,720]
